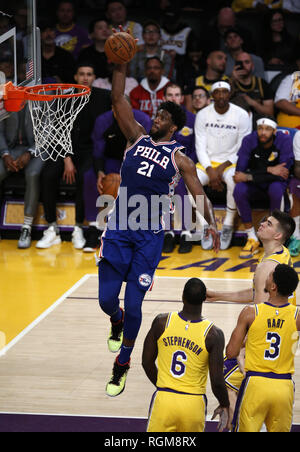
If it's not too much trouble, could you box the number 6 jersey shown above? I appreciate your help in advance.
[156,312,214,395]
[245,303,299,376]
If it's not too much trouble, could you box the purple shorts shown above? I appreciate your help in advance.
[289,177,300,198]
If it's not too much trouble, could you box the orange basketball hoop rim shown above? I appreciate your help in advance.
[3,81,91,112]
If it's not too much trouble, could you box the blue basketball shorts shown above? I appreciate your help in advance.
[99,228,164,291]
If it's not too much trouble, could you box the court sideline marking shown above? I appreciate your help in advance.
[0,274,92,357]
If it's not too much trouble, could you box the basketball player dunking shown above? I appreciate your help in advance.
[98,28,219,397]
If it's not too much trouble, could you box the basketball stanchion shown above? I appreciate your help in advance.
[3,82,91,161]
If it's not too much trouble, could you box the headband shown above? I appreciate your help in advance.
[257,118,277,129]
[211,81,231,92]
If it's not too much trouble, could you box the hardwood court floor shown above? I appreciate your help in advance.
[0,239,300,427]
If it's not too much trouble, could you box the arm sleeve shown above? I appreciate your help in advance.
[236,134,254,172]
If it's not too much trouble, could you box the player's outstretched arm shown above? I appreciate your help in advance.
[111,63,146,145]
[175,151,220,252]
[206,287,254,303]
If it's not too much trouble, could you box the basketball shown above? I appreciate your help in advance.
[102,173,121,199]
[104,32,137,64]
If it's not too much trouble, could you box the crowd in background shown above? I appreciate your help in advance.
[1,0,300,258]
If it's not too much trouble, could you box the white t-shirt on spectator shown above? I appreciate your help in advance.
[194,103,252,169]
[275,74,293,102]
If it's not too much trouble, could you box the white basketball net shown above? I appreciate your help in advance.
[27,85,91,161]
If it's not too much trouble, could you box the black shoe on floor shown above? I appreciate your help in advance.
[83,226,101,253]
[178,234,193,254]
[162,233,176,253]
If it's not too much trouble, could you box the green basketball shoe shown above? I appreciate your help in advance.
[106,357,130,397]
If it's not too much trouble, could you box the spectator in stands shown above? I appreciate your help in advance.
[231,0,258,12]
[261,9,297,68]
[0,15,23,62]
[275,72,300,129]
[233,117,293,258]
[287,130,300,256]
[90,107,152,251]
[36,63,111,250]
[184,50,229,112]
[55,0,92,59]
[105,0,144,46]
[129,56,170,119]
[161,83,197,254]
[0,105,44,249]
[194,81,252,250]
[283,0,300,13]
[255,0,283,9]
[129,20,174,82]
[224,28,265,79]
[191,86,210,114]
[13,2,28,59]
[159,4,194,57]
[229,52,274,127]
[176,38,205,95]
[77,18,111,79]
[93,61,138,96]
[40,19,76,83]
[202,7,256,54]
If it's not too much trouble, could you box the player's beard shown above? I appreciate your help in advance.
[150,125,168,141]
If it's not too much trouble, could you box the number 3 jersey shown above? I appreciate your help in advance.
[245,303,299,376]
[156,312,214,395]
[108,135,184,231]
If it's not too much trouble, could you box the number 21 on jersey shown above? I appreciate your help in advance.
[137,161,155,178]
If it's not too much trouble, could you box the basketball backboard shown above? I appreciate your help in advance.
[0,0,41,121]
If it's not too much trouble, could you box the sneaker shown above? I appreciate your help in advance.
[36,226,61,249]
[239,238,260,259]
[201,226,213,250]
[220,225,233,250]
[83,226,101,253]
[178,234,193,253]
[106,356,130,397]
[162,232,176,253]
[108,308,124,353]
[18,227,32,249]
[72,226,86,250]
[288,236,300,257]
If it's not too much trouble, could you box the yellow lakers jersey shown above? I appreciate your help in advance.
[255,245,296,305]
[195,75,229,95]
[156,312,214,394]
[245,303,299,375]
